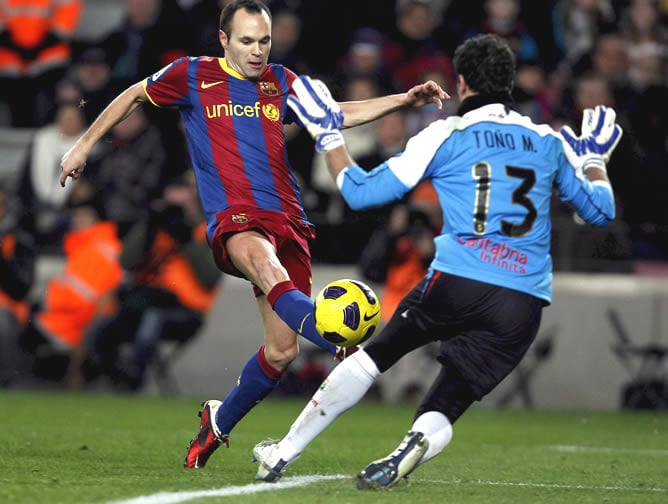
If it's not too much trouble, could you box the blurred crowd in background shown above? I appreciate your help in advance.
[1,0,667,391]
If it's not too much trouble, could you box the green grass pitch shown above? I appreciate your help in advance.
[1,390,666,503]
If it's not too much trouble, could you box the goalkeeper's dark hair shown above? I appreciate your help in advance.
[453,34,516,101]
[220,0,272,34]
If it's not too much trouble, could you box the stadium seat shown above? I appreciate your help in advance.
[135,319,203,396]
[495,326,556,408]
[608,308,668,410]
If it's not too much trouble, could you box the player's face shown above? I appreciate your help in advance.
[219,9,272,80]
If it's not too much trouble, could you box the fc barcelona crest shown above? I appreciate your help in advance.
[258,81,279,96]
[231,213,249,224]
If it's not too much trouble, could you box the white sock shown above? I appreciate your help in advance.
[278,349,380,460]
[411,411,453,465]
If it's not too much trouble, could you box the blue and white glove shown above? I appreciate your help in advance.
[560,105,623,164]
[288,76,345,152]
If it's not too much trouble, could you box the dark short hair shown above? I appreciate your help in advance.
[454,34,516,99]
[219,0,272,35]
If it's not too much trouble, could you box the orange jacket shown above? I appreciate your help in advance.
[0,0,82,77]
[36,221,123,348]
[380,237,428,322]
[0,234,30,327]
[133,222,219,313]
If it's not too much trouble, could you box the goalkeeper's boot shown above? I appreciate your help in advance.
[184,400,229,468]
[252,439,300,482]
[356,430,428,489]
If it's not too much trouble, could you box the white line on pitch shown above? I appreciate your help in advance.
[106,474,348,504]
[547,445,668,456]
[416,478,668,493]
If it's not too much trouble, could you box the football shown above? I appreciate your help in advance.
[313,278,381,347]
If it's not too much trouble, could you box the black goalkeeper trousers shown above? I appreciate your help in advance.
[364,270,544,423]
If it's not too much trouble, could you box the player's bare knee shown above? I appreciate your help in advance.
[263,340,299,370]
[254,258,290,294]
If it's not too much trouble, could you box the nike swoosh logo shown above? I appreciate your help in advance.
[201,80,224,89]
[363,311,379,321]
[298,312,311,334]
[400,309,409,319]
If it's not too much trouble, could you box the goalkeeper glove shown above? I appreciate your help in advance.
[288,75,345,152]
[560,105,623,163]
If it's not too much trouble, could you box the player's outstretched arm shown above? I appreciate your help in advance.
[339,80,449,128]
[60,82,147,187]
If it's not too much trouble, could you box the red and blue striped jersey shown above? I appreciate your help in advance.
[142,56,308,241]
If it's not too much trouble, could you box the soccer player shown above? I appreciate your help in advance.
[58,0,446,469]
[252,34,622,488]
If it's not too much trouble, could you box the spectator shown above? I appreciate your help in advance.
[356,110,411,171]
[619,0,668,75]
[101,0,192,179]
[584,33,637,113]
[0,184,35,387]
[625,48,668,157]
[433,0,484,55]
[334,27,398,92]
[85,106,169,238]
[513,63,552,123]
[382,0,455,91]
[16,83,88,252]
[464,0,540,66]
[68,45,117,125]
[552,0,617,69]
[619,1,668,258]
[103,0,190,88]
[628,45,667,89]
[268,9,312,76]
[19,192,123,384]
[87,174,222,391]
[0,0,83,127]
[184,0,228,56]
[559,70,617,124]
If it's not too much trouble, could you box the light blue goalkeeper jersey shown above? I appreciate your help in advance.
[336,103,615,304]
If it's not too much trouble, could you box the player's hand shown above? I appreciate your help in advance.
[288,76,345,152]
[404,80,449,110]
[60,145,89,187]
[560,105,623,163]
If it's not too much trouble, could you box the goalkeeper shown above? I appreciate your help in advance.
[253,34,622,489]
